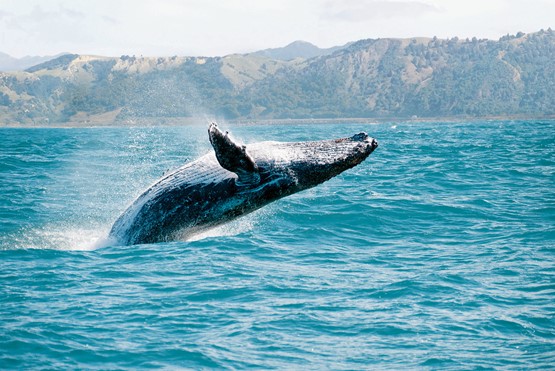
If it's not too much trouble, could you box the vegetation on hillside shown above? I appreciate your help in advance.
[0,29,554,125]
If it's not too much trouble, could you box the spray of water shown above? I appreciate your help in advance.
[7,125,270,251]
[1,224,111,251]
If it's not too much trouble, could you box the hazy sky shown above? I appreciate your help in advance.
[1,0,554,57]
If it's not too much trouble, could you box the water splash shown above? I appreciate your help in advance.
[1,224,111,251]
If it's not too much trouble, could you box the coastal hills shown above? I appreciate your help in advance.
[0,52,69,73]
[0,30,554,125]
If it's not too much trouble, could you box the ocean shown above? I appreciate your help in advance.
[1,120,554,369]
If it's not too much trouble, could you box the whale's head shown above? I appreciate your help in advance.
[208,123,378,199]
[253,132,377,193]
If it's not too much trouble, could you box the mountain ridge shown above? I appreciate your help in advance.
[1,30,554,125]
[249,40,349,60]
[0,52,70,72]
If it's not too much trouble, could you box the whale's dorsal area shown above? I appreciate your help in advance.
[108,123,378,246]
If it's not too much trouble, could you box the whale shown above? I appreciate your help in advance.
[108,123,378,245]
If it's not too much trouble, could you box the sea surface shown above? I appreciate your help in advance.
[1,120,554,369]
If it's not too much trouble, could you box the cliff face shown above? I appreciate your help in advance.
[1,30,554,125]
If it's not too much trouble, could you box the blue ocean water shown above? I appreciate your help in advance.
[1,120,554,369]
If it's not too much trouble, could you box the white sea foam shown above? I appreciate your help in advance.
[3,224,112,251]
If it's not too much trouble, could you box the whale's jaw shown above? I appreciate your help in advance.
[246,132,378,193]
[291,132,378,190]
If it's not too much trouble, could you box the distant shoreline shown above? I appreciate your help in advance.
[1,115,554,128]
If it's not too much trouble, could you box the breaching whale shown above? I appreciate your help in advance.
[108,123,378,245]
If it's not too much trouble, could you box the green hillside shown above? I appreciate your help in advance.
[1,29,554,125]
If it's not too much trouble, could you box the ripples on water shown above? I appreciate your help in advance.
[1,121,554,369]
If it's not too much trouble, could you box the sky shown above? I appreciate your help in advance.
[1,0,554,58]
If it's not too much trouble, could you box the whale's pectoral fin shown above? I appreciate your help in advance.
[208,123,260,185]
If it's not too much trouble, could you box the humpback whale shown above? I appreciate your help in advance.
[108,123,378,245]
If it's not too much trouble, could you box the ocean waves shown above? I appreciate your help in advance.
[1,120,554,369]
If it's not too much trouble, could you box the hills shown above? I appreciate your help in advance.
[0,52,69,72]
[1,30,554,126]
[250,40,349,61]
